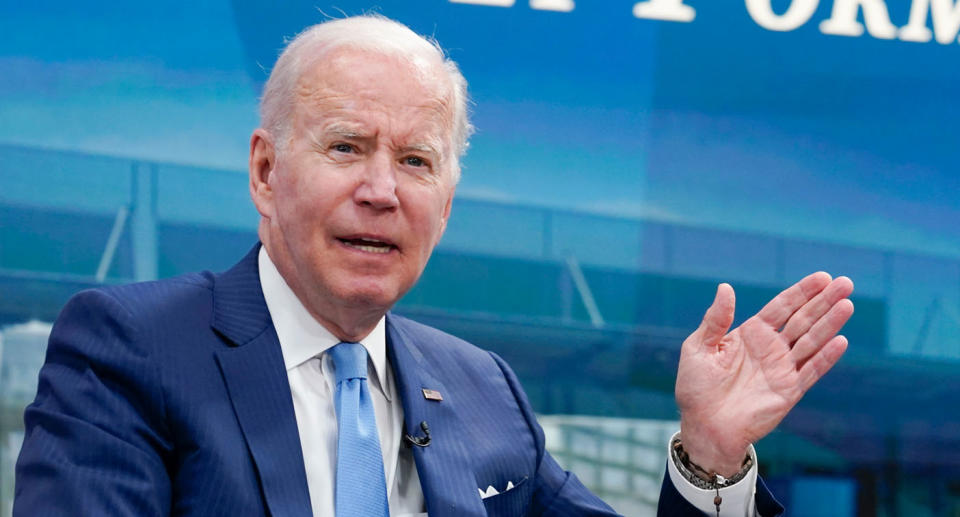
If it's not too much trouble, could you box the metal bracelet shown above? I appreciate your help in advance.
[670,438,753,489]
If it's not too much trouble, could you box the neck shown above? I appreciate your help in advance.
[258,233,387,342]
[305,304,384,343]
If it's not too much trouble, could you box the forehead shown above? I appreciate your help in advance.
[294,48,453,134]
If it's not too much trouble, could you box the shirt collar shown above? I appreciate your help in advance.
[258,246,391,401]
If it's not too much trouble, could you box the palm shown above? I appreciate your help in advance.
[675,273,854,475]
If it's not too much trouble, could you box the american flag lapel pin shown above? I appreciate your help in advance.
[422,388,443,401]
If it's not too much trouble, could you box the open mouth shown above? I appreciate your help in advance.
[337,236,398,255]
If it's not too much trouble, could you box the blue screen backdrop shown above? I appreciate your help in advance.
[2,1,959,515]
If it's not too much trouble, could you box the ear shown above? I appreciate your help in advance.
[249,128,277,219]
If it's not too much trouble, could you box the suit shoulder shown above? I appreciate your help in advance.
[387,312,494,364]
[63,271,215,323]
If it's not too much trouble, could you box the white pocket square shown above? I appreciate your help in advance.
[478,481,516,500]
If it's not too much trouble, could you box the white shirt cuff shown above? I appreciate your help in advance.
[666,431,758,517]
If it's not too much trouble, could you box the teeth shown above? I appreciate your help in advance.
[345,241,392,254]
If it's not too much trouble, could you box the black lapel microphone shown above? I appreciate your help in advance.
[403,421,431,447]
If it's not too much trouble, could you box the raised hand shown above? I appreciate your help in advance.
[675,272,854,476]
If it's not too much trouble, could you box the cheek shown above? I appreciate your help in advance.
[274,192,324,246]
[275,171,335,229]
[415,203,449,251]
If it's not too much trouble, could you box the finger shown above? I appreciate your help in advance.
[798,335,848,393]
[695,283,735,348]
[780,276,854,344]
[756,272,832,329]
[790,298,854,366]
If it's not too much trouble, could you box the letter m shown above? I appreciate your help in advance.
[900,0,960,44]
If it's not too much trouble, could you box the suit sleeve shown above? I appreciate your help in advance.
[14,289,172,516]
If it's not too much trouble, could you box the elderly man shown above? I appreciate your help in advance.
[14,15,853,517]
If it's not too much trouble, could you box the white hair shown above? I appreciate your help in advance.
[259,15,472,181]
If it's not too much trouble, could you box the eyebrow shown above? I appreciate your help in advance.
[402,143,441,156]
[320,122,444,159]
[324,123,367,140]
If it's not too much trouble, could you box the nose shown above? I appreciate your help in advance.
[354,153,399,210]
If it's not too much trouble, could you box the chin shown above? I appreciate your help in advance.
[334,281,405,311]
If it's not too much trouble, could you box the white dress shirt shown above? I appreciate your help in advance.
[259,248,426,517]
[259,247,757,516]
[667,432,758,517]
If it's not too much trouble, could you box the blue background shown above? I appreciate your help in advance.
[2,1,960,515]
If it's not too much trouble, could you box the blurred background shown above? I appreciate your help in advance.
[2,1,959,515]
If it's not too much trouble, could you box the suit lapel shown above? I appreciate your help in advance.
[386,315,486,517]
[211,245,312,517]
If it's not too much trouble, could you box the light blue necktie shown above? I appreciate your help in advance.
[329,342,390,517]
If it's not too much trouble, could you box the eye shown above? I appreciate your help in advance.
[331,143,355,154]
[403,156,428,168]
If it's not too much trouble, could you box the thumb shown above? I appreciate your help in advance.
[696,283,736,348]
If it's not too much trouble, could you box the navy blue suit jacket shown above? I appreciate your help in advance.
[15,246,782,516]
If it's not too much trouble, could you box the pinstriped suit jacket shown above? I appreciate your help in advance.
[14,245,780,516]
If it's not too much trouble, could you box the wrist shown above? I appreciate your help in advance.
[679,420,750,477]
[671,437,754,488]
[669,435,756,516]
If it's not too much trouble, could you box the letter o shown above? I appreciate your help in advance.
[745,0,820,32]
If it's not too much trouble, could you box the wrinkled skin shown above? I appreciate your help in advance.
[249,48,457,341]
